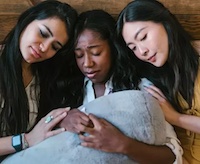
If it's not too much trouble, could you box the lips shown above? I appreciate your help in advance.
[148,53,156,63]
[30,47,42,59]
[85,71,98,79]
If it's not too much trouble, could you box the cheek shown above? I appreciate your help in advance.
[133,51,144,61]
[19,33,27,51]
[102,59,112,75]
[47,51,57,59]
[160,53,168,66]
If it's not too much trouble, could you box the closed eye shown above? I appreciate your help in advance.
[93,53,100,56]
[128,45,136,52]
[52,45,60,51]
[141,34,147,41]
[132,46,136,51]
[40,29,49,38]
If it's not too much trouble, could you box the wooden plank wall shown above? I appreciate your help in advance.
[0,0,200,43]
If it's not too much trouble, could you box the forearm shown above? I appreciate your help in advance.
[120,136,175,164]
[174,114,200,134]
[0,136,15,156]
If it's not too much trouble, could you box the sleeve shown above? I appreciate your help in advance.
[164,122,183,164]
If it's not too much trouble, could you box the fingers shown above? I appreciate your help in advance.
[79,133,97,148]
[59,109,92,133]
[73,123,90,133]
[148,85,166,98]
[27,108,70,146]
[79,114,100,134]
[88,114,101,127]
[80,114,105,134]
[41,107,70,132]
[81,139,95,148]
[79,134,96,148]
[46,112,67,130]
[144,86,166,102]
[69,109,90,122]
[44,107,70,124]
[48,107,70,118]
[79,134,94,141]
[46,127,65,138]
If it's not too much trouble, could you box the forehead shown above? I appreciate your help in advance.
[123,21,146,35]
[34,18,68,45]
[76,29,106,47]
[122,21,162,42]
[123,21,164,33]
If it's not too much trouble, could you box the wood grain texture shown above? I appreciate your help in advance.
[0,0,200,41]
[0,0,33,43]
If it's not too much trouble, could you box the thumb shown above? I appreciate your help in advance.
[88,114,101,127]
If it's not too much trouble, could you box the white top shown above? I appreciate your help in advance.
[83,77,183,164]
[83,77,113,105]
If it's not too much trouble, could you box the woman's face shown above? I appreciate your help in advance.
[122,21,169,67]
[20,17,68,64]
[75,29,112,84]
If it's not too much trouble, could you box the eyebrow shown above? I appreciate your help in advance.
[135,27,146,40]
[43,24,63,47]
[127,26,147,46]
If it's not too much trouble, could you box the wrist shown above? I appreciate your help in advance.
[172,112,182,127]
[25,132,33,147]
[118,136,133,155]
[12,133,30,152]
[21,133,29,150]
[12,134,22,152]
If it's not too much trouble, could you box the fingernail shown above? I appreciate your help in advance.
[61,128,65,131]
[65,107,71,111]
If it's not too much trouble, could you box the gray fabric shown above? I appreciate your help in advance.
[3,90,166,164]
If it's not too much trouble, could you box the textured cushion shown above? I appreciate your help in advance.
[3,90,166,164]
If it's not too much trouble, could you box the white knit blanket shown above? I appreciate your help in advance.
[3,90,166,164]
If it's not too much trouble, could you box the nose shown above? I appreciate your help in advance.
[39,41,50,52]
[138,44,149,56]
[83,54,94,68]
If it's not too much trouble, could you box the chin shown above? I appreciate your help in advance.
[151,61,162,67]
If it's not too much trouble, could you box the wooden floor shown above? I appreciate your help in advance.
[0,0,200,42]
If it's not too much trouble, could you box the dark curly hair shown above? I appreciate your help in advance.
[61,9,140,108]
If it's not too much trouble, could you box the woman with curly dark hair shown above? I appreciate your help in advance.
[59,9,182,164]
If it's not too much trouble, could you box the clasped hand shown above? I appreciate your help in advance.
[59,109,127,153]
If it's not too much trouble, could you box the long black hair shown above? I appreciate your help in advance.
[63,9,140,107]
[117,0,199,112]
[0,0,77,136]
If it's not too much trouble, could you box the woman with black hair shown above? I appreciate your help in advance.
[117,0,200,163]
[0,0,77,159]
